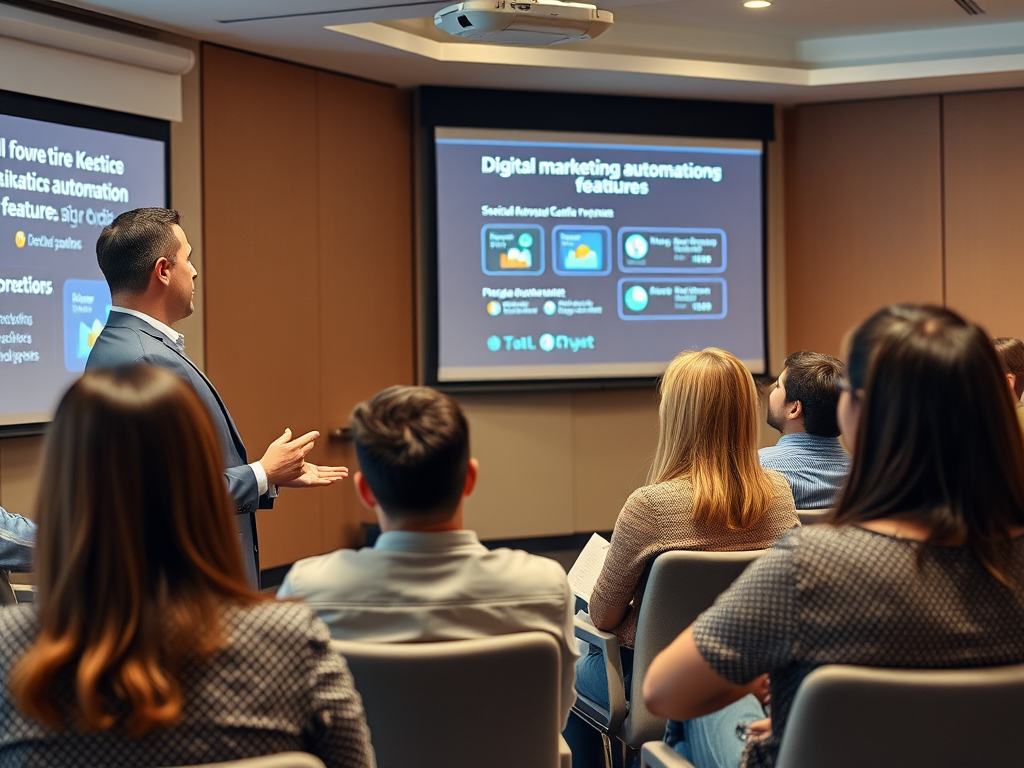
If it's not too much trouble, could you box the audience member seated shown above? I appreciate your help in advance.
[278,385,577,726]
[575,348,798,722]
[0,507,34,572]
[0,366,375,768]
[643,305,1024,768]
[759,351,850,509]
[993,337,1024,430]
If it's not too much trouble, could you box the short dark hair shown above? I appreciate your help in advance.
[993,337,1024,400]
[96,208,181,295]
[834,305,1024,586]
[350,386,470,519]
[781,351,844,437]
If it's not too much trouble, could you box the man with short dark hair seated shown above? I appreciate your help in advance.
[759,351,850,509]
[278,385,577,726]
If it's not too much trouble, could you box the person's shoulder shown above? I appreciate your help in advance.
[627,477,694,512]
[223,600,329,648]
[479,547,570,597]
[279,547,371,599]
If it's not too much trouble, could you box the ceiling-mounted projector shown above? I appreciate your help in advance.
[434,0,613,46]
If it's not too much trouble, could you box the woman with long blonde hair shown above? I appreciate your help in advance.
[570,348,797,764]
[0,366,375,768]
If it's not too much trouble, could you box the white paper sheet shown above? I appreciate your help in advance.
[567,532,611,602]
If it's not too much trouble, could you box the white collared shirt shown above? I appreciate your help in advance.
[107,307,270,496]
[277,529,579,727]
[110,306,185,350]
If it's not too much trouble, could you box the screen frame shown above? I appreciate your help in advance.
[0,89,170,436]
[416,86,774,393]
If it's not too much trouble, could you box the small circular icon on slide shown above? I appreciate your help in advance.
[624,285,649,312]
[487,335,502,352]
[487,301,502,316]
[518,232,534,249]
[543,300,556,316]
[539,333,555,352]
[14,231,26,248]
[625,234,649,260]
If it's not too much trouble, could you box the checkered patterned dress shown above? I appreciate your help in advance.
[693,525,1024,768]
[0,601,376,768]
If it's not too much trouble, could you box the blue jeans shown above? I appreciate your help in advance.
[663,695,765,768]
[0,507,35,573]
[575,644,635,707]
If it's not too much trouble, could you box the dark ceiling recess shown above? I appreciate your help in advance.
[953,0,985,14]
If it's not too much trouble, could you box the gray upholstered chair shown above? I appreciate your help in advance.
[331,632,571,768]
[0,570,15,605]
[796,508,833,526]
[640,663,1024,768]
[170,752,326,768]
[574,549,765,767]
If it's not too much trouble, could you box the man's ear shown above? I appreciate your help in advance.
[355,471,378,510]
[153,256,173,288]
[463,458,479,499]
[787,399,803,421]
[1007,373,1017,395]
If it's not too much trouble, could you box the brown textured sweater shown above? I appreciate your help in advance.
[589,471,798,648]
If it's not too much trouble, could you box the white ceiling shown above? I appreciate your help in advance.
[46,0,1024,103]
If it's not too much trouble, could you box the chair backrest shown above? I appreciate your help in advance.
[796,508,834,526]
[0,570,16,605]
[331,631,563,768]
[776,664,1024,768]
[620,549,765,748]
[169,751,326,768]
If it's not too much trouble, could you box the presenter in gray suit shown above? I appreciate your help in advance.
[86,208,348,589]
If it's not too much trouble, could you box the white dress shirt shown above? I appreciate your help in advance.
[278,529,579,726]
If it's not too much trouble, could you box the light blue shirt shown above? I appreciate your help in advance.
[759,433,850,510]
[0,507,35,572]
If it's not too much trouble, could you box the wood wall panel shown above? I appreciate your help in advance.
[943,90,1024,337]
[202,45,414,567]
[458,393,575,541]
[570,388,657,533]
[784,97,944,358]
[315,71,414,551]
[203,46,323,569]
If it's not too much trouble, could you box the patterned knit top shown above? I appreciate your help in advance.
[693,525,1024,768]
[0,601,376,768]
[589,472,798,648]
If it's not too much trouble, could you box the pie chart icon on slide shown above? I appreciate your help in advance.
[624,285,649,312]
[625,234,649,260]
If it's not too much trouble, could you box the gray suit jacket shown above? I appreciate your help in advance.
[86,311,266,588]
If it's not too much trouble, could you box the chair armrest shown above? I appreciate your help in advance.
[641,741,696,768]
[12,584,35,604]
[572,611,628,734]
[558,734,572,768]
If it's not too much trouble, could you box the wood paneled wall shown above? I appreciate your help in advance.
[784,97,945,357]
[943,90,1024,338]
[202,45,414,568]
[784,91,1024,356]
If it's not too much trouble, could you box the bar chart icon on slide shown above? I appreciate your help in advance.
[481,224,545,276]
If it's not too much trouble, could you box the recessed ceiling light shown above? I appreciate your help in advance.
[743,1,772,7]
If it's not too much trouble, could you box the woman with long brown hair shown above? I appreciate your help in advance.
[644,306,1024,768]
[572,348,797,758]
[0,366,375,768]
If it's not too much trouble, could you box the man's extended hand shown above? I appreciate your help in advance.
[259,428,319,486]
[279,462,350,488]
